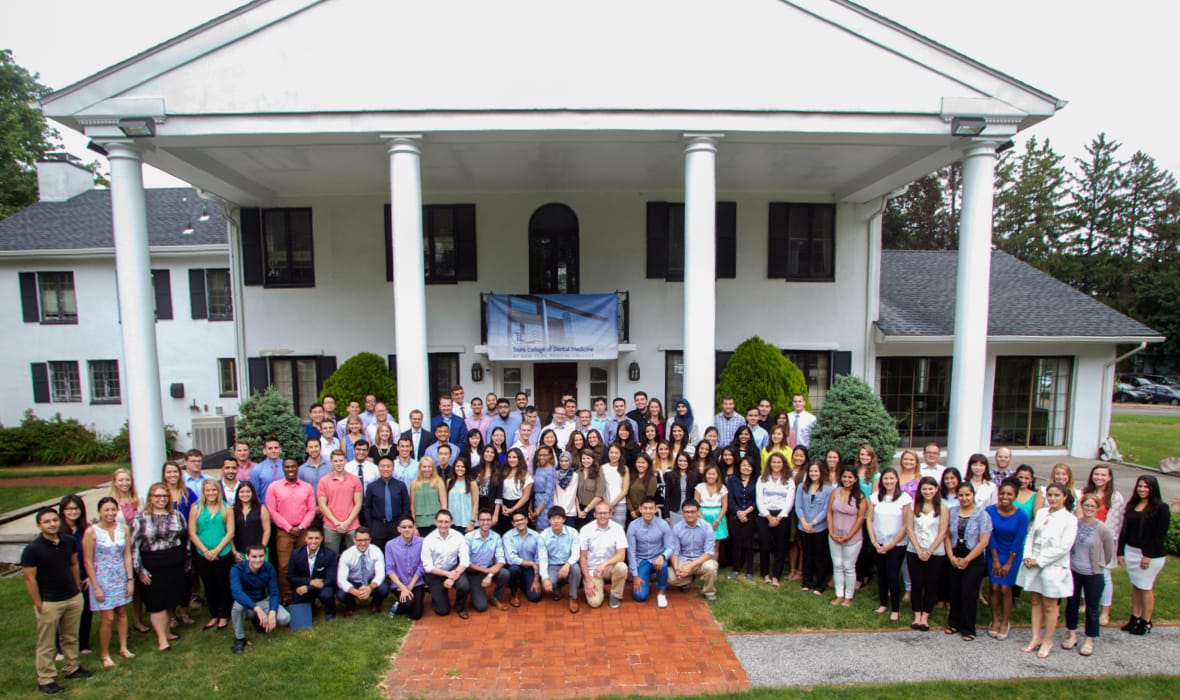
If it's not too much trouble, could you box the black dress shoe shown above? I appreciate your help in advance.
[64,668,94,680]
[232,638,246,654]
[38,682,65,695]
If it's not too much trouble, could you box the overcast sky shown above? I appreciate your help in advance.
[3,0,1176,187]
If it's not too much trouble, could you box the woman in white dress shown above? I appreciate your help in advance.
[1016,483,1078,658]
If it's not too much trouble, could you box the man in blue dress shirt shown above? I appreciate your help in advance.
[668,499,719,601]
[626,497,674,608]
[538,507,581,614]
[503,512,542,605]
[463,509,510,613]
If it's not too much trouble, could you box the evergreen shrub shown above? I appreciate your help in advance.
[235,387,306,461]
[319,352,398,416]
[808,374,899,469]
[715,336,809,413]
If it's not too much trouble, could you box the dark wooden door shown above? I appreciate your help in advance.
[533,363,577,424]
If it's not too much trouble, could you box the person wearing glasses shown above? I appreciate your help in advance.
[131,483,190,652]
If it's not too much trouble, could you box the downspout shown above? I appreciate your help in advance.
[1098,341,1148,455]
[205,193,248,416]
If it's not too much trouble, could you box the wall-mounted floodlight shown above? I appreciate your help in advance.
[117,118,156,138]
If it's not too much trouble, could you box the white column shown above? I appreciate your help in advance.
[385,135,430,426]
[105,141,166,492]
[947,142,999,471]
[682,134,720,419]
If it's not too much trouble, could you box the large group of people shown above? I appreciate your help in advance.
[22,386,1172,694]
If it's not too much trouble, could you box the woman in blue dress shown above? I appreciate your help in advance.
[985,478,1029,640]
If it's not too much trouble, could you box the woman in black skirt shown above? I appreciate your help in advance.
[131,482,190,651]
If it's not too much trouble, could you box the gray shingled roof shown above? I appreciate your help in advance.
[0,188,226,250]
[878,250,1161,339]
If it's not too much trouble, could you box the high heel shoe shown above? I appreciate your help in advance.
[1121,615,1141,632]
[1130,618,1152,636]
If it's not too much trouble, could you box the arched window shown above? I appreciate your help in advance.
[528,203,579,294]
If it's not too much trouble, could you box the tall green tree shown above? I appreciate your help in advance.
[993,137,1068,267]
[882,164,961,250]
[1112,150,1176,309]
[1064,133,1122,297]
[0,50,58,219]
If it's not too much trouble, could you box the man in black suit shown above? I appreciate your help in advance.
[398,409,429,460]
[287,527,339,619]
[363,457,411,549]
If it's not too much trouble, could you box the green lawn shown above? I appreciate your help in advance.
[0,576,408,699]
[1110,413,1180,468]
[0,487,78,516]
[0,463,124,479]
[708,557,1180,633]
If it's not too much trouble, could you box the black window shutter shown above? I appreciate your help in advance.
[832,351,852,379]
[188,269,208,320]
[715,202,737,279]
[152,269,173,320]
[31,363,50,403]
[645,202,669,279]
[387,354,397,373]
[316,356,338,391]
[384,205,394,282]
[767,203,789,279]
[240,208,264,286]
[247,357,269,396]
[453,204,478,281]
[19,272,40,323]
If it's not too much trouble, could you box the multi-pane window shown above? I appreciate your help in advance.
[39,272,78,323]
[270,358,318,412]
[589,367,609,401]
[88,360,121,404]
[219,358,238,397]
[991,357,1072,447]
[783,351,832,410]
[501,367,522,401]
[206,269,232,320]
[878,357,953,448]
[646,202,737,281]
[262,208,315,287]
[768,203,835,280]
[428,353,460,412]
[49,361,82,402]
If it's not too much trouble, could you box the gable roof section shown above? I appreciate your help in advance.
[878,250,1161,341]
[0,188,226,251]
[43,0,1060,129]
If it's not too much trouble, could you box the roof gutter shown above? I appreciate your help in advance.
[0,244,229,260]
[876,333,1164,345]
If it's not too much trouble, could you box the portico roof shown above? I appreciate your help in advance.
[41,0,1063,205]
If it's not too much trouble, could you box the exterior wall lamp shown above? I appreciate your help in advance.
[950,116,986,137]
[471,362,484,383]
[117,118,156,137]
[628,362,641,382]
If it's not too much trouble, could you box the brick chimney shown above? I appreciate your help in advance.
[36,152,94,202]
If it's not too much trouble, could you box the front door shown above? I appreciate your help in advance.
[533,363,577,424]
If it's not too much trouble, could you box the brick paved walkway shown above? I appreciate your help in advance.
[384,586,749,699]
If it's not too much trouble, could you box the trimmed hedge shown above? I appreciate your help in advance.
[319,352,398,416]
[235,386,306,462]
[715,336,809,414]
[0,411,176,466]
[808,374,899,470]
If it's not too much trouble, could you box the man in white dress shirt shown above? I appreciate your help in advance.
[788,393,817,449]
[419,510,472,618]
[579,503,628,609]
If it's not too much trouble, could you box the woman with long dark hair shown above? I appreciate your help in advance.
[83,496,134,666]
[964,454,997,508]
[823,449,842,486]
[665,451,699,526]
[868,468,911,622]
[476,445,504,530]
[446,458,478,534]
[828,466,867,607]
[693,439,715,474]
[726,457,758,581]
[612,420,641,468]
[985,478,1028,640]
[640,423,661,460]
[667,423,695,461]
[585,429,607,464]
[58,495,92,655]
[529,448,556,526]
[626,453,664,522]
[945,481,992,641]
[757,452,795,586]
[1118,475,1170,636]
[574,448,607,530]
[462,428,485,468]
[602,443,631,526]
[795,461,832,594]
[498,448,534,535]
[905,476,947,631]
[729,426,757,472]
[644,398,667,441]
[1017,482,1077,657]
[232,481,270,561]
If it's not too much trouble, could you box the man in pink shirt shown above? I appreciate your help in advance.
[266,458,317,603]
[317,450,363,554]
[232,440,257,486]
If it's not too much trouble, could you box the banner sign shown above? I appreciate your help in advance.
[485,294,618,360]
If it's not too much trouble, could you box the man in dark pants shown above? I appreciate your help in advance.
[419,510,471,617]
[22,508,93,694]
[287,527,339,620]
[363,457,410,550]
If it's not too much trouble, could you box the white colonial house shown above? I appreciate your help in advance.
[29,0,1160,489]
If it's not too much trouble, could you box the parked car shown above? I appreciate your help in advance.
[1141,374,1180,388]
[1113,382,1152,403]
[1125,377,1180,405]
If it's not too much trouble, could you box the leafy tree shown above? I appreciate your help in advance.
[807,375,899,471]
[715,336,808,414]
[1112,150,1176,309]
[235,386,305,461]
[0,50,59,219]
[1064,133,1123,297]
[882,164,961,250]
[319,352,398,416]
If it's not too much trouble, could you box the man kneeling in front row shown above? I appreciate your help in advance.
[230,544,291,653]
[668,499,719,601]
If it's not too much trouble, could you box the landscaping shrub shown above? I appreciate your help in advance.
[319,352,398,416]
[1167,515,1180,557]
[109,421,179,462]
[0,412,179,466]
[235,386,306,461]
[715,336,809,414]
[808,374,900,469]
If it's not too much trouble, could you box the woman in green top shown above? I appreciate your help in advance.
[411,456,447,537]
[188,479,235,630]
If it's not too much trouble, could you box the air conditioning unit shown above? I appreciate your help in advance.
[192,415,235,455]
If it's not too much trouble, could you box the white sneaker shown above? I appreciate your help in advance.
[657,593,668,608]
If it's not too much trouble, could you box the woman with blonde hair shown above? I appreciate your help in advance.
[108,468,141,526]
[188,479,234,631]
[131,482,188,652]
[411,456,447,537]
[1080,464,1125,625]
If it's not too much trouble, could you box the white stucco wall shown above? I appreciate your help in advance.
[1,252,237,450]
[238,191,874,412]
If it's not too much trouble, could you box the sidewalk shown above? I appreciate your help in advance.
[731,626,1178,687]
[384,587,748,698]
